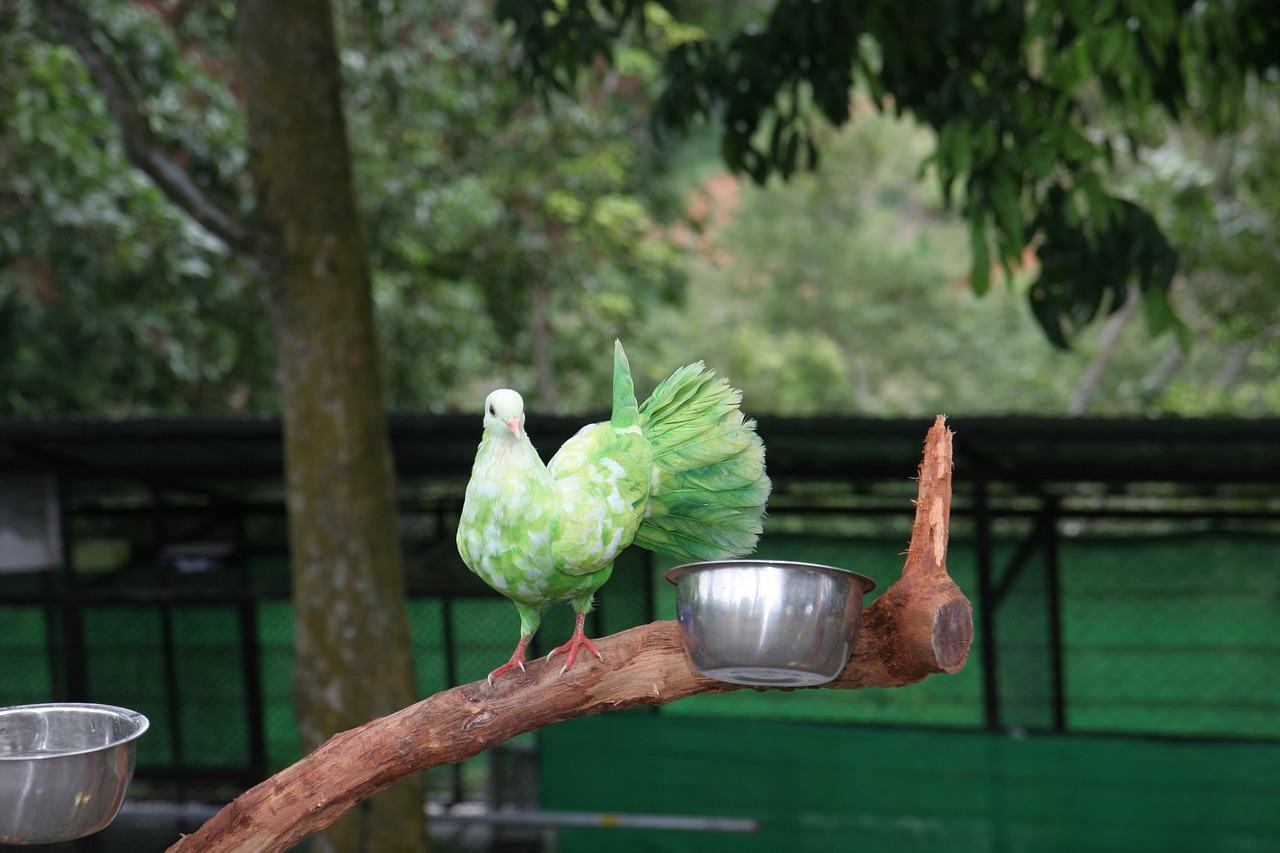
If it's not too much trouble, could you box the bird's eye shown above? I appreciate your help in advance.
[488,404,496,416]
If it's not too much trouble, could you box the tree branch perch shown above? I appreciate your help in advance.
[168,415,967,853]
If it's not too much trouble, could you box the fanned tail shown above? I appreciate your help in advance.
[633,360,770,562]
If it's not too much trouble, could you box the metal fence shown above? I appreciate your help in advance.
[2,443,1279,806]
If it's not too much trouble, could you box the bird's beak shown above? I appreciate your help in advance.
[505,417,522,439]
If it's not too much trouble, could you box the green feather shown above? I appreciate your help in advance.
[635,356,770,561]
[609,339,639,430]
[456,340,770,680]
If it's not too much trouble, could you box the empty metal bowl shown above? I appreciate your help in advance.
[666,560,876,687]
[0,703,149,845]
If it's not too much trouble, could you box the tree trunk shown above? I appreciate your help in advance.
[1068,288,1140,415]
[236,3,428,852]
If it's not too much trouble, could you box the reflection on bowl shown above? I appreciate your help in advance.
[0,703,149,845]
[666,560,876,687]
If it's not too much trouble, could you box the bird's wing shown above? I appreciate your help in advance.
[547,421,652,575]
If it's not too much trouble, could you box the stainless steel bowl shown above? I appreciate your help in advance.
[666,560,876,687]
[0,703,149,845]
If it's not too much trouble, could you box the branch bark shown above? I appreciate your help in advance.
[1068,287,1140,415]
[40,0,253,253]
[167,415,967,853]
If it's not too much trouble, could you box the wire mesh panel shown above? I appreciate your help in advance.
[79,604,256,773]
[169,606,252,768]
[988,517,1061,732]
[81,606,172,767]
[1062,530,1280,740]
[256,599,300,772]
[0,605,52,706]
[542,715,1280,853]
[408,598,448,697]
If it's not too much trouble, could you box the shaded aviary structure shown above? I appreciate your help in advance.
[166,416,966,853]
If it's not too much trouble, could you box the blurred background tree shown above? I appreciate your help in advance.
[3,0,1277,420]
[502,0,1280,412]
[639,97,1280,417]
[0,0,685,417]
[1,0,271,415]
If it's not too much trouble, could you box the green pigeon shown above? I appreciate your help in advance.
[457,340,771,683]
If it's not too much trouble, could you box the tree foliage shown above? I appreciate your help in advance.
[656,102,1280,417]
[343,0,686,412]
[500,0,1280,348]
[0,2,269,415]
[3,0,1277,422]
[1120,82,1280,413]
[0,0,685,417]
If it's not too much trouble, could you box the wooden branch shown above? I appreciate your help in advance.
[40,0,253,253]
[852,415,971,685]
[168,415,967,853]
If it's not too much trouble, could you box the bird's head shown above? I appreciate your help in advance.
[483,389,526,440]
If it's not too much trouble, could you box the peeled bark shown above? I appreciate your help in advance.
[236,2,427,852]
[167,416,967,853]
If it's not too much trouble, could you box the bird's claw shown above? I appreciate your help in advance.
[486,654,527,686]
[547,633,603,677]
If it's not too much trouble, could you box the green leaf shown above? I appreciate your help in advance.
[990,169,1024,249]
[969,212,992,297]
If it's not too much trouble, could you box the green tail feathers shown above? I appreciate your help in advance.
[633,353,771,562]
[610,339,640,430]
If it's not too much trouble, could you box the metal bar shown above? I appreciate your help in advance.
[55,476,88,702]
[0,587,280,607]
[43,475,67,699]
[972,478,1001,731]
[440,596,463,805]
[39,568,61,701]
[1044,496,1067,733]
[159,603,186,799]
[6,437,269,502]
[990,512,1052,608]
[152,484,166,573]
[441,596,457,689]
[59,500,1280,523]
[433,810,759,832]
[757,505,1280,521]
[229,502,268,777]
[645,549,657,622]
[239,599,268,778]
[643,549,662,714]
[0,585,521,607]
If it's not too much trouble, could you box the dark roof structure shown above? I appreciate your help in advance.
[0,414,1277,488]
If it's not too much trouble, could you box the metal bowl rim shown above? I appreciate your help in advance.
[664,559,875,593]
[0,702,150,761]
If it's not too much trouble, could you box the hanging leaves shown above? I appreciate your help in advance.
[502,0,1280,347]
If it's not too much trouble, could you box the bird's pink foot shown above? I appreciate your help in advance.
[546,613,603,676]
[487,636,532,685]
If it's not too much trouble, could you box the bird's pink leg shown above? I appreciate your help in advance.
[487,635,532,685]
[546,611,603,676]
